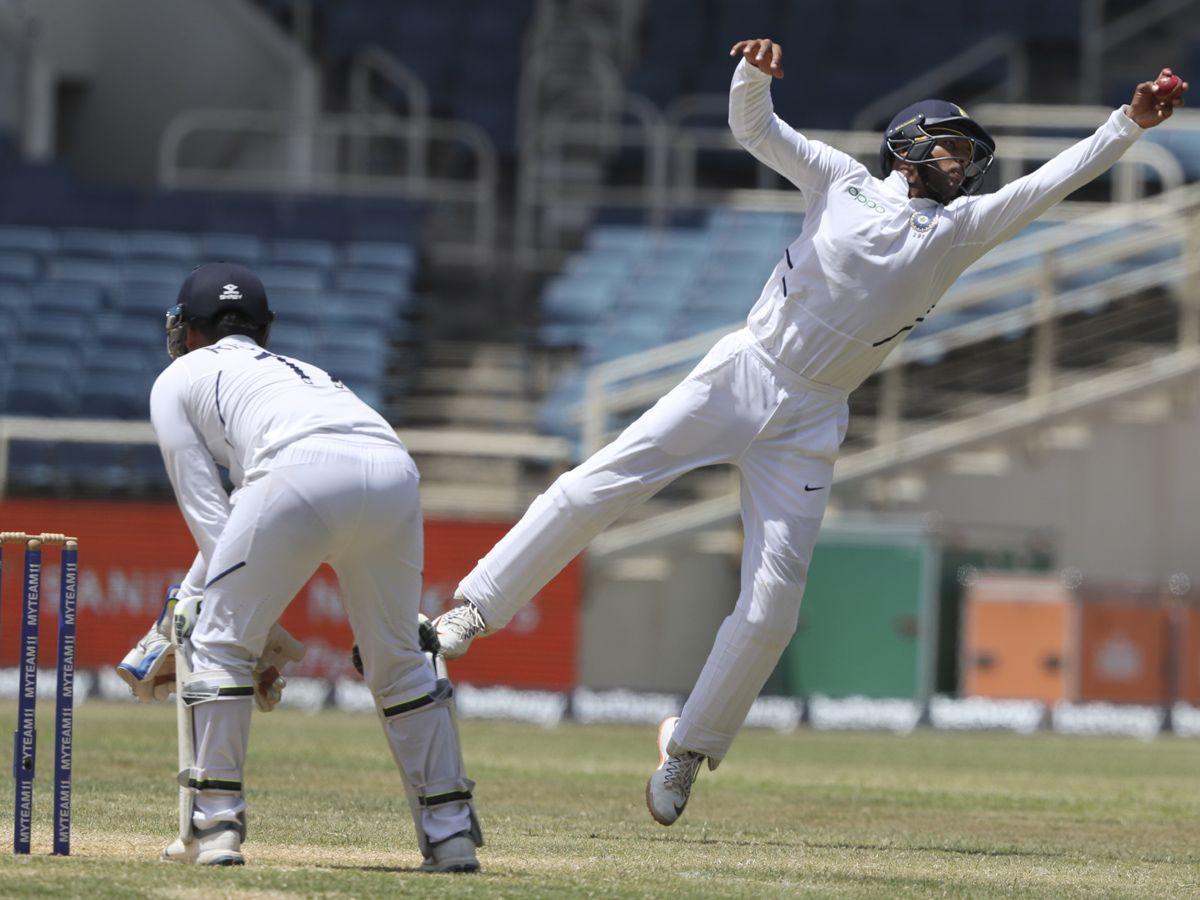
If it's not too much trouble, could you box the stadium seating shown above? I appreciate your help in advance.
[534,207,1182,451]
[0,218,421,466]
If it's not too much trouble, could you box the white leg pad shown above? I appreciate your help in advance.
[177,665,253,834]
[376,676,482,858]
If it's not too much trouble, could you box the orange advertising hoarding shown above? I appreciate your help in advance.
[0,498,580,690]
[961,576,1073,703]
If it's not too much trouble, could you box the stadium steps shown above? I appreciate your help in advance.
[396,340,560,517]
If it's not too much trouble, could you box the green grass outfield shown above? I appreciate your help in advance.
[0,700,1198,899]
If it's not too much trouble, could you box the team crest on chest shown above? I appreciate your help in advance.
[910,211,936,234]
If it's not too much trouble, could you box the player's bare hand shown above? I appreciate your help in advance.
[730,39,783,78]
[1126,68,1188,128]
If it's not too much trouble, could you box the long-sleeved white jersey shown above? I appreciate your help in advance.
[150,334,403,596]
[729,58,1145,392]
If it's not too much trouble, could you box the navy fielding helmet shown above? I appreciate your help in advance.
[166,262,274,359]
[879,100,996,196]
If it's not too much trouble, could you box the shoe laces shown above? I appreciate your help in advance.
[443,603,486,640]
[662,751,704,796]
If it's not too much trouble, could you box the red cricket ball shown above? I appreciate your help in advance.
[1156,74,1181,96]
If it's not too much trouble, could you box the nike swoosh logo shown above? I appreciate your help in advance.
[804,484,825,492]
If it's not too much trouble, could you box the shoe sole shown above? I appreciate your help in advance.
[160,853,244,865]
[421,858,480,873]
[646,717,682,826]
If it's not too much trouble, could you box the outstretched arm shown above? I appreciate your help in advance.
[954,68,1185,252]
[726,38,858,193]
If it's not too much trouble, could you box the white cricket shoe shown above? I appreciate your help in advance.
[160,822,244,866]
[421,831,480,873]
[433,600,494,660]
[646,717,707,826]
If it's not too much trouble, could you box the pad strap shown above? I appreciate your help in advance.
[381,679,453,719]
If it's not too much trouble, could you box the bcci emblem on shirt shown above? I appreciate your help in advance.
[910,211,936,233]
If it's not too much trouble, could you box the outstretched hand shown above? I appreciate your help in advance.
[1126,69,1188,128]
[730,39,783,78]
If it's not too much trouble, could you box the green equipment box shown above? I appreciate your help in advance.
[780,516,939,700]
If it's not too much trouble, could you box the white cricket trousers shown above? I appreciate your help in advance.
[460,329,849,759]
[188,434,472,843]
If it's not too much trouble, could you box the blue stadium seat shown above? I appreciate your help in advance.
[1145,127,1200,180]
[341,240,417,273]
[586,225,652,253]
[618,277,692,314]
[83,346,158,378]
[315,345,387,380]
[0,224,56,256]
[563,248,639,281]
[318,324,389,356]
[112,282,175,317]
[17,316,92,351]
[76,373,152,420]
[324,291,402,328]
[57,442,133,488]
[332,266,408,297]
[97,312,168,355]
[0,282,29,320]
[256,264,326,292]
[29,281,106,315]
[0,249,40,283]
[125,230,198,263]
[541,276,619,324]
[130,443,172,492]
[5,440,59,491]
[46,256,121,286]
[59,226,130,259]
[121,259,191,287]
[0,306,18,342]
[269,237,339,270]
[265,323,317,360]
[268,288,326,327]
[0,365,76,416]
[195,232,266,266]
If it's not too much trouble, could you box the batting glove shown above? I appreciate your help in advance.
[116,585,179,702]
[172,591,202,643]
[253,622,307,712]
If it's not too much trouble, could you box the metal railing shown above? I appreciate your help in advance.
[159,108,498,264]
[852,34,1029,131]
[0,417,570,502]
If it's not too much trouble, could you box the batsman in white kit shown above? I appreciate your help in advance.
[116,262,482,870]
[432,40,1188,826]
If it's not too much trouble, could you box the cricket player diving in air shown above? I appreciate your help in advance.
[117,262,483,871]
[430,39,1189,826]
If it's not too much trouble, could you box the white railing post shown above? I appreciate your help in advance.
[1178,204,1200,349]
[1030,253,1058,399]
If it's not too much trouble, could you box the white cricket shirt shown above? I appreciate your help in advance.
[150,334,402,574]
[729,58,1145,392]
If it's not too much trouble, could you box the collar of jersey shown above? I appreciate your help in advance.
[881,170,941,209]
